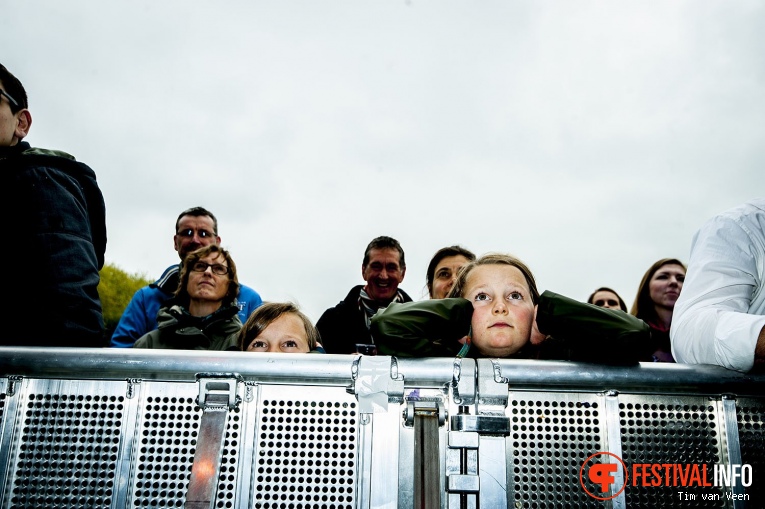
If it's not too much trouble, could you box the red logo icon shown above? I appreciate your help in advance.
[579,452,628,500]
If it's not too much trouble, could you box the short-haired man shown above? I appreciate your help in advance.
[671,198,765,372]
[317,236,412,354]
[1,63,107,347]
[110,206,263,347]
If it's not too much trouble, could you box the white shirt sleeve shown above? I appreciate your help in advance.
[670,200,765,372]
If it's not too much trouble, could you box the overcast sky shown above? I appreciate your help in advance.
[4,1,764,322]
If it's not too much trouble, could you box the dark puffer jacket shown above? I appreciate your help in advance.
[317,285,413,354]
[2,141,107,347]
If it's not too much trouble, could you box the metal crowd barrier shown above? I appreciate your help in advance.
[0,347,763,509]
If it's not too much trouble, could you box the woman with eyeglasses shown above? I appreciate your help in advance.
[133,245,242,350]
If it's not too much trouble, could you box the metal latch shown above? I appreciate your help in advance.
[404,400,447,427]
[450,414,510,435]
[453,359,511,435]
[196,374,240,410]
[447,431,480,495]
[186,374,241,509]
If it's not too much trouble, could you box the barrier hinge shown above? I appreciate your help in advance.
[6,375,22,397]
[404,399,447,427]
[126,378,141,399]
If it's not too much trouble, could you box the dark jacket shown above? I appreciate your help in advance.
[133,301,242,350]
[317,285,413,354]
[533,291,652,363]
[1,142,107,347]
[370,298,471,357]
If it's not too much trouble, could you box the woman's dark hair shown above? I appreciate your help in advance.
[587,287,628,312]
[176,244,239,306]
[238,302,320,351]
[630,258,686,322]
[426,245,476,297]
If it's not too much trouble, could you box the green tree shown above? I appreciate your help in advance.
[98,263,152,339]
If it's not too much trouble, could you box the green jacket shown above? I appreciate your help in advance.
[370,291,651,362]
[370,298,472,357]
[534,291,651,363]
[133,302,242,350]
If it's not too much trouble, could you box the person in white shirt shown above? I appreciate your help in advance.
[671,198,765,372]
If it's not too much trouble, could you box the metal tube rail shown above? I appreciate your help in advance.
[0,347,464,387]
[1,347,762,395]
[491,358,765,396]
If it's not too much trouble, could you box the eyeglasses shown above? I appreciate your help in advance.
[190,261,230,275]
[0,89,19,109]
[177,228,215,239]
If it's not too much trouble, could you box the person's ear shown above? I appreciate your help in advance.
[14,109,31,141]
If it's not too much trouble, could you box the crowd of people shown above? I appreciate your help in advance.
[2,62,763,372]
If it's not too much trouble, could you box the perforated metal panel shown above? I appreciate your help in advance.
[619,395,725,508]
[6,380,126,509]
[3,350,765,509]
[253,385,358,509]
[507,391,606,508]
[131,382,241,508]
[736,397,764,505]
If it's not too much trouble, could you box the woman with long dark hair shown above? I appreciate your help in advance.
[631,258,687,362]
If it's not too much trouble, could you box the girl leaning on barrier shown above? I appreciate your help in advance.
[133,245,242,350]
[371,253,651,362]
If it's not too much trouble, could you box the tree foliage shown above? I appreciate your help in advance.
[99,263,152,337]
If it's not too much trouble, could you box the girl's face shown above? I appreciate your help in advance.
[431,255,471,299]
[245,313,310,353]
[648,264,685,310]
[463,264,535,357]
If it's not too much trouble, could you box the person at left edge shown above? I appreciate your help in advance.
[110,206,263,347]
[0,63,107,347]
